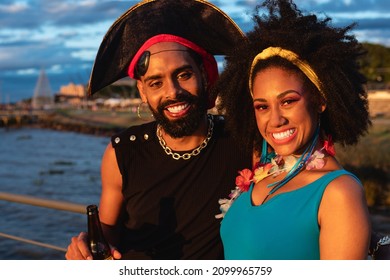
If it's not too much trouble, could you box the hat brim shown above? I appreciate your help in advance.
[87,0,245,95]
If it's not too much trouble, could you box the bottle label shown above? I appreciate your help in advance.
[90,241,113,260]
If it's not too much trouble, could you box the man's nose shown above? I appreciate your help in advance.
[165,79,183,99]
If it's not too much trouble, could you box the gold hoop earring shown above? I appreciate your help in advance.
[137,101,154,122]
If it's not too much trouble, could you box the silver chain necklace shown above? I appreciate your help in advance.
[156,115,214,160]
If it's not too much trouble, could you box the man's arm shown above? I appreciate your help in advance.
[65,142,123,260]
[99,142,125,249]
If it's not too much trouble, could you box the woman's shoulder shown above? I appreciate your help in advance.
[322,169,365,205]
[306,155,364,202]
[309,156,359,187]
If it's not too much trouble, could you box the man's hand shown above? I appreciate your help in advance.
[65,232,122,260]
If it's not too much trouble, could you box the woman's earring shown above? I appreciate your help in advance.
[137,101,154,122]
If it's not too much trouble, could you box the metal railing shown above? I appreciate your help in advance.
[0,191,86,253]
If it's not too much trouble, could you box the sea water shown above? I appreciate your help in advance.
[0,127,109,259]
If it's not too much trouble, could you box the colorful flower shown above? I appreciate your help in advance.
[215,187,243,219]
[282,156,298,171]
[306,150,325,170]
[235,168,253,192]
[323,135,336,156]
[253,163,273,183]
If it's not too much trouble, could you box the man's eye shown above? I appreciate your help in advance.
[149,81,162,88]
[177,72,193,80]
[254,104,267,111]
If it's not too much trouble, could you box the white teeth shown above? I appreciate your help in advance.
[272,129,295,140]
[167,103,188,113]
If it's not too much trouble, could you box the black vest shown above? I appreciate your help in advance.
[111,115,252,259]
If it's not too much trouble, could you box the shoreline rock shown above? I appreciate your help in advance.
[1,109,145,137]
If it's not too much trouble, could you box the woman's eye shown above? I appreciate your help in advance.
[282,99,297,106]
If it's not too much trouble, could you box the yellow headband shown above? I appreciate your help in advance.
[249,47,326,101]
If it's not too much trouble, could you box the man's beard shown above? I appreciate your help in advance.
[150,92,208,138]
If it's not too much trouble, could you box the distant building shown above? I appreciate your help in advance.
[57,82,86,105]
[31,69,54,109]
[59,82,85,97]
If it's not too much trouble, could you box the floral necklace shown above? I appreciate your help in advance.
[215,133,335,219]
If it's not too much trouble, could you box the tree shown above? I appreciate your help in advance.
[360,43,390,88]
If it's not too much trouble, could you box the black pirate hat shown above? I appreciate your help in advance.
[87,0,245,95]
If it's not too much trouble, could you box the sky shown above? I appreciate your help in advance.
[1,0,390,103]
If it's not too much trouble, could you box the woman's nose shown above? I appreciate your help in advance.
[269,107,287,127]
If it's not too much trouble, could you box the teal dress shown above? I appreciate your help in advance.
[220,169,360,260]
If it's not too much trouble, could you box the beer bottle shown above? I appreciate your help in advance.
[86,204,113,260]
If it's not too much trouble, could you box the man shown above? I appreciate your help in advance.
[65,0,253,259]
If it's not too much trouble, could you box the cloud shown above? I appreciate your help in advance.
[0,2,28,13]
[0,33,90,71]
[300,0,390,14]
[1,0,389,103]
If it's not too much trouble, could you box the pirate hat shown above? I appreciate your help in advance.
[87,0,245,95]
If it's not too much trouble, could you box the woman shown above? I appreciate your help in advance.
[213,0,372,259]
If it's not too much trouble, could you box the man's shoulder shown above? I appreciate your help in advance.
[111,121,157,147]
[211,114,232,137]
[210,113,225,128]
[211,114,225,124]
